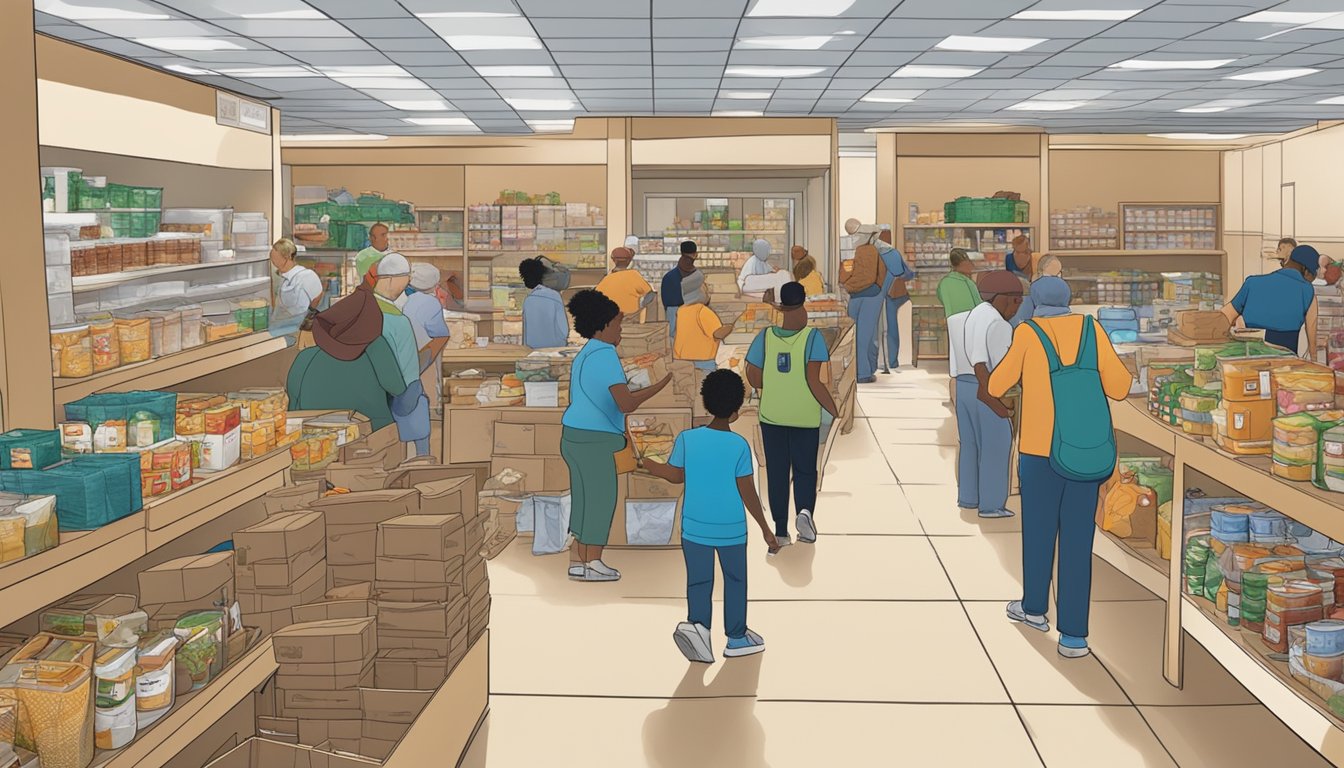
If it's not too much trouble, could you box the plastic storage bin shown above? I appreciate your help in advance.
[161,208,233,243]
[0,431,61,471]
[43,231,71,266]
[64,391,178,446]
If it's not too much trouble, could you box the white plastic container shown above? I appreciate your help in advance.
[200,241,229,263]
[161,208,234,243]
[94,644,138,749]
[47,293,76,326]
[45,265,72,295]
[231,213,269,233]
[44,231,71,266]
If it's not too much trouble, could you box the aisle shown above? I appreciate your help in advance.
[460,366,1331,768]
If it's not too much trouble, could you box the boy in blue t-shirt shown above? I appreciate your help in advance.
[643,370,778,662]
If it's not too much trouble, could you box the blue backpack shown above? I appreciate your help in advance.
[1024,317,1117,482]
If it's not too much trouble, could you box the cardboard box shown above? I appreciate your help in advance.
[376,598,466,638]
[359,687,435,724]
[373,651,449,691]
[464,556,487,594]
[235,511,326,567]
[490,455,568,493]
[378,514,466,561]
[292,599,375,625]
[273,617,377,665]
[259,481,324,516]
[205,737,379,768]
[324,460,390,492]
[236,558,327,614]
[328,563,378,588]
[246,608,293,636]
[617,322,669,357]
[326,524,379,566]
[275,660,374,691]
[296,719,363,748]
[446,408,503,464]
[256,717,299,744]
[492,422,563,456]
[375,555,463,585]
[415,477,473,518]
[626,472,682,500]
[311,488,420,526]
[316,737,397,762]
[448,625,470,666]
[340,423,400,468]
[361,718,411,743]
[326,583,372,600]
[386,460,490,496]
[277,687,363,719]
[377,633,452,656]
[138,552,235,606]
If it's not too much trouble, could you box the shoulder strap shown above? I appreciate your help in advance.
[1075,316,1099,371]
[1024,320,1062,373]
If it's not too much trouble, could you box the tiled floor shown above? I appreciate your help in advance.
[460,366,1333,767]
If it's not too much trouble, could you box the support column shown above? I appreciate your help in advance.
[605,117,631,272]
[0,7,55,428]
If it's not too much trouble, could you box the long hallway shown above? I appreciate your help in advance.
[462,367,1332,767]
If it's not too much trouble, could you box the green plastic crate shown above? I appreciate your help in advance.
[105,184,164,211]
[294,202,328,225]
[944,197,1030,224]
[76,181,107,211]
[328,221,369,249]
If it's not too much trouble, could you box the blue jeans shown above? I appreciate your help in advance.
[847,291,883,380]
[884,295,908,369]
[760,423,819,537]
[1019,454,1102,638]
[683,539,748,639]
[954,375,1012,513]
[412,437,430,456]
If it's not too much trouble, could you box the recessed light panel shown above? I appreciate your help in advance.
[1227,69,1319,82]
[1149,133,1250,140]
[403,117,477,127]
[1177,99,1260,114]
[936,35,1046,53]
[383,100,455,111]
[725,66,826,77]
[890,65,984,78]
[1236,11,1339,25]
[720,92,774,100]
[36,0,168,20]
[1110,58,1237,70]
[1011,9,1142,21]
[1319,96,1344,105]
[1006,100,1088,111]
[746,0,856,17]
[135,37,245,52]
[737,36,835,50]
[505,98,576,111]
[215,66,318,78]
[439,36,542,50]
[165,64,212,75]
[713,110,764,117]
[475,66,558,77]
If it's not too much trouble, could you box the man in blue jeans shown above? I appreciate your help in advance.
[644,370,777,662]
[876,234,915,372]
[660,240,698,344]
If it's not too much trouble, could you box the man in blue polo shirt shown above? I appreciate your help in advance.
[661,241,698,344]
[1222,244,1320,357]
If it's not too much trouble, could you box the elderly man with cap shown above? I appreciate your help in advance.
[1222,243,1321,357]
[737,238,779,293]
[596,246,654,318]
[957,271,1024,519]
[745,282,840,547]
[354,223,391,282]
[370,253,432,456]
[661,241,699,343]
[396,262,452,417]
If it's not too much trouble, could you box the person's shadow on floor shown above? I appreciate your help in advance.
[764,541,816,588]
[642,656,769,768]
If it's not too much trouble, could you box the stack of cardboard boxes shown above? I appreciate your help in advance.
[271,617,378,749]
[233,511,328,635]
[137,551,236,632]
[311,489,419,589]
[374,511,467,689]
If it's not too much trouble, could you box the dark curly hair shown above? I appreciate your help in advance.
[567,289,621,339]
[519,257,548,289]
[700,369,745,418]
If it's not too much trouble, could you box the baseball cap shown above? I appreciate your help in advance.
[778,282,806,308]
[1289,244,1321,275]
[377,252,410,277]
[680,240,697,255]
[611,246,634,261]
[409,262,440,291]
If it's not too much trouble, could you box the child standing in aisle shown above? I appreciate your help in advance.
[643,370,778,662]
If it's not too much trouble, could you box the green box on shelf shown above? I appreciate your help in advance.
[0,430,62,470]
[294,202,328,225]
[64,391,177,446]
[944,197,1030,224]
[76,182,107,211]
[328,221,369,249]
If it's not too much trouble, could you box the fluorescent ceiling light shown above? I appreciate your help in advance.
[403,117,477,127]
[280,134,387,141]
[474,66,557,77]
[36,1,168,20]
[214,66,318,78]
[135,37,245,52]
[860,94,917,103]
[747,0,856,17]
[725,66,826,77]
[1227,68,1319,82]
[737,35,834,50]
[1006,100,1088,111]
[165,64,213,76]
[504,97,576,110]
[720,91,774,99]
[440,36,542,50]
[1177,99,1260,114]
[1110,58,1236,70]
[334,77,430,90]
[528,119,574,132]
[239,10,325,19]
[1319,96,1344,105]
[1236,11,1339,25]
[415,11,519,18]
[890,65,983,78]
[383,100,454,111]
[937,35,1045,53]
[713,110,763,117]
[1011,9,1141,21]
[1148,133,1249,140]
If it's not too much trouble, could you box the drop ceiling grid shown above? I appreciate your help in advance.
[25,0,1344,134]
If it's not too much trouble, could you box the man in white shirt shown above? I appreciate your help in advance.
[737,239,779,293]
[270,237,324,342]
[957,271,1023,519]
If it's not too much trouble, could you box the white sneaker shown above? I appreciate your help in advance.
[587,559,621,579]
[577,565,620,582]
[567,563,585,580]
[673,622,714,663]
[1006,600,1050,632]
[796,510,817,543]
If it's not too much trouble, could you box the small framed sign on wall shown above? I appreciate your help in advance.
[216,90,271,135]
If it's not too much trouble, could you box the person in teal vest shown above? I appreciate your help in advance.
[744,282,840,547]
[370,253,431,457]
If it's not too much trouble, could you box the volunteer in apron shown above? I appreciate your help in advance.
[1221,244,1320,357]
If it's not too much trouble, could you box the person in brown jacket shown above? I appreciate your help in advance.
[842,243,886,383]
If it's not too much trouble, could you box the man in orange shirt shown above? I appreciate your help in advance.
[987,276,1132,660]
[675,284,734,372]
[596,246,654,318]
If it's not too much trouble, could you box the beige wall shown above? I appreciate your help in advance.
[290,165,467,208]
[42,147,274,214]
[1048,150,1220,212]
[839,156,877,226]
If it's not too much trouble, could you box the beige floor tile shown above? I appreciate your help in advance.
[1087,601,1256,706]
[749,601,1010,703]
[964,602,1129,705]
[905,485,1024,535]
[929,532,1026,600]
[1018,705,1176,768]
[856,396,955,420]
[1140,705,1334,768]
[486,538,691,602]
[868,415,960,446]
[462,696,1042,768]
[751,534,955,600]
[882,444,960,485]
[814,483,925,535]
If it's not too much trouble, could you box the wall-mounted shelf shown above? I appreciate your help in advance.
[72,255,270,292]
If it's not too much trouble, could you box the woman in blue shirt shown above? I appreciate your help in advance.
[561,290,671,582]
[1222,244,1320,357]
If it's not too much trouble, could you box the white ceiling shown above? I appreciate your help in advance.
[31,0,1344,137]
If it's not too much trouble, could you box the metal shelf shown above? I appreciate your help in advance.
[71,256,269,293]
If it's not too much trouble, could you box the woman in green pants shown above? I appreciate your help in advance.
[562,290,672,582]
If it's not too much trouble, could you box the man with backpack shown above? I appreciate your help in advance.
[986,276,1132,659]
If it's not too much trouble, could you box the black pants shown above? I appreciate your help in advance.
[760,423,820,537]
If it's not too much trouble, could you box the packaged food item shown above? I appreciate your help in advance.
[6,495,57,557]
[2,661,94,768]
[14,635,95,668]
[127,410,162,450]
[58,422,91,456]
[94,645,137,749]
[173,611,225,691]
[115,317,152,364]
[178,304,203,349]
[134,631,178,727]
[88,319,120,373]
[49,325,91,378]
[93,420,127,453]
[0,515,24,564]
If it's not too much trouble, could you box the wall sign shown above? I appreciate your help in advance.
[216,90,271,135]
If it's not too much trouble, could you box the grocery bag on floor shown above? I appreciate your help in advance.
[528,494,571,555]
[626,501,676,546]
